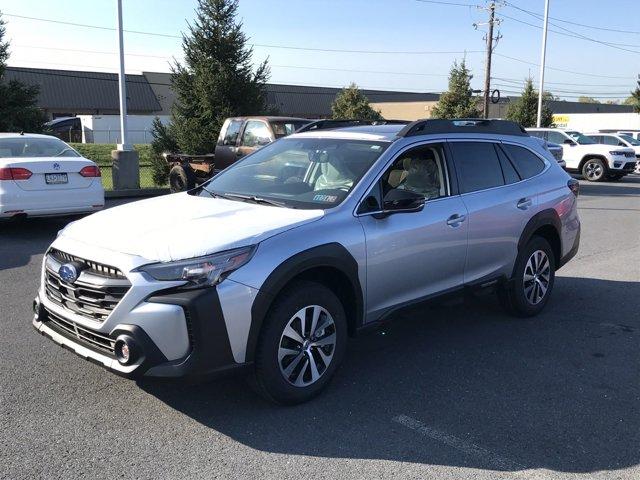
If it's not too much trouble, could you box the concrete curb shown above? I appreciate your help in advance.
[105,188,170,199]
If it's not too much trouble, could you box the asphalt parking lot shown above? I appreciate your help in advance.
[1,178,639,480]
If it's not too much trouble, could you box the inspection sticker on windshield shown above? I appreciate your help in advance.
[313,194,338,203]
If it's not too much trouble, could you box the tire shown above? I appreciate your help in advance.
[498,236,555,317]
[581,158,607,182]
[607,173,624,181]
[254,280,348,405]
[169,165,195,193]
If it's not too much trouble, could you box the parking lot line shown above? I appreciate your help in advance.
[392,414,527,472]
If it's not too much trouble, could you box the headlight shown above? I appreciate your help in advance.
[609,150,625,155]
[137,246,255,289]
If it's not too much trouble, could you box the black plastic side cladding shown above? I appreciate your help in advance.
[245,243,363,363]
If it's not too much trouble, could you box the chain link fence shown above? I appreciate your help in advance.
[99,163,161,191]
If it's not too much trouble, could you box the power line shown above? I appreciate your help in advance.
[499,12,640,54]
[414,0,479,7]
[14,44,174,60]
[3,12,481,55]
[504,1,640,35]
[492,76,632,88]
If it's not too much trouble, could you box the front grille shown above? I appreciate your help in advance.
[49,248,126,279]
[44,251,131,322]
[45,307,115,356]
[624,151,635,158]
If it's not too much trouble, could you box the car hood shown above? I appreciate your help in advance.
[59,192,324,262]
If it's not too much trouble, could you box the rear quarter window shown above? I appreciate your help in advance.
[502,144,546,179]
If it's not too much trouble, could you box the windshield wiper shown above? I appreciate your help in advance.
[201,188,287,207]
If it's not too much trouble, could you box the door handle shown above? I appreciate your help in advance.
[446,214,466,227]
[517,198,532,210]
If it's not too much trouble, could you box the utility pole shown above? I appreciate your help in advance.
[476,2,501,119]
[536,0,550,127]
[116,0,130,151]
[111,0,139,190]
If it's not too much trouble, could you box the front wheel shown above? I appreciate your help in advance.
[254,280,347,405]
[582,158,606,182]
[499,236,555,317]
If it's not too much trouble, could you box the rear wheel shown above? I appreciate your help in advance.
[254,280,347,405]
[582,158,606,182]
[499,236,555,317]
[169,165,195,193]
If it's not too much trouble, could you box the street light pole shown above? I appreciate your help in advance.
[536,0,550,128]
[116,0,130,151]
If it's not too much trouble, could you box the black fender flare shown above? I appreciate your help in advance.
[245,243,363,363]
[516,208,562,272]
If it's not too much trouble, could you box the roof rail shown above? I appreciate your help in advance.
[296,118,410,133]
[397,118,528,137]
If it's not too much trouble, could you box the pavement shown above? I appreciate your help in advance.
[1,177,639,480]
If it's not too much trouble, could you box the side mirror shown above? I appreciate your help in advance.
[563,139,576,146]
[373,189,425,218]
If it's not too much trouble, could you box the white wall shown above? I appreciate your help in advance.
[78,115,171,144]
[553,113,640,131]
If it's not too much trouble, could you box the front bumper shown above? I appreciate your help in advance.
[34,285,249,380]
[608,159,637,173]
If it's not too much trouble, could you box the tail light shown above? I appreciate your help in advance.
[79,165,101,177]
[567,178,580,197]
[0,167,33,180]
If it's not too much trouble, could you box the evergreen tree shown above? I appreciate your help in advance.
[626,87,640,113]
[149,117,179,185]
[168,0,270,154]
[331,83,383,120]
[0,12,46,132]
[431,60,479,119]
[505,78,554,128]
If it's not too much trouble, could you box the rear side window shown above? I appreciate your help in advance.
[502,144,546,179]
[449,142,505,193]
[546,131,566,144]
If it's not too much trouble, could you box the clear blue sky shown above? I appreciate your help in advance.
[2,0,639,101]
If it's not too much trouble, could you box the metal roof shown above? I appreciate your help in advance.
[4,67,161,113]
[266,83,439,117]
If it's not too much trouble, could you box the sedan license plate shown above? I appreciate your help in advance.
[45,173,68,184]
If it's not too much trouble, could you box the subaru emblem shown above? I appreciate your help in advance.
[53,162,61,170]
[58,263,78,283]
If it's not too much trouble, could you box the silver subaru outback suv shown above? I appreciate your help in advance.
[33,119,581,404]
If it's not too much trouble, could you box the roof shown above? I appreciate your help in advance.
[293,124,403,142]
[266,83,440,117]
[4,67,161,113]
[0,133,57,138]
[226,116,310,122]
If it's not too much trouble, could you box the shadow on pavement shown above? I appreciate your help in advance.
[578,175,640,198]
[141,276,640,475]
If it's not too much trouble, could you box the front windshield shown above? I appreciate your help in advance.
[619,134,640,146]
[566,131,596,145]
[0,137,80,158]
[198,137,389,209]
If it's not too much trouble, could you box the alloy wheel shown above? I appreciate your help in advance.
[523,250,551,305]
[278,305,336,387]
[585,161,603,180]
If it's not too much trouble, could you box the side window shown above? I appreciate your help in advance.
[547,131,567,144]
[242,121,272,147]
[449,141,505,194]
[218,119,243,146]
[502,144,546,179]
[589,135,602,143]
[360,144,449,213]
[495,144,520,184]
[528,131,546,141]
[603,136,618,146]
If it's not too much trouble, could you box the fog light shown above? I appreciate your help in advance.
[114,336,137,365]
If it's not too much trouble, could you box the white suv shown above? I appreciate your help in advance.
[527,128,636,181]
[586,132,640,175]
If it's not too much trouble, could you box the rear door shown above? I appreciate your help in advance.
[448,140,542,284]
[214,118,244,170]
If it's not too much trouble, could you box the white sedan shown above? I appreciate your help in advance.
[0,133,104,219]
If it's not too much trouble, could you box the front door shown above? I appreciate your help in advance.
[357,142,469,322]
